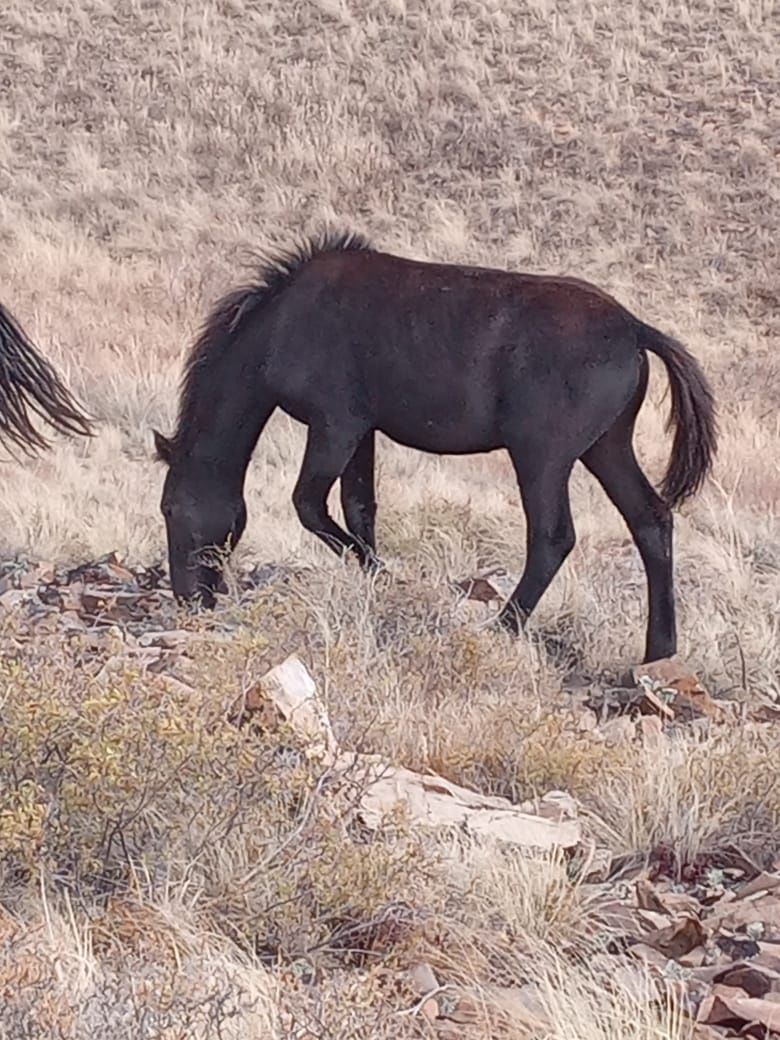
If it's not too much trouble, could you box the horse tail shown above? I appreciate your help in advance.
[0,303,93,453]
[640,323,717,508]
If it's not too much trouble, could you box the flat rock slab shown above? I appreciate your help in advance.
[245,654,582,852]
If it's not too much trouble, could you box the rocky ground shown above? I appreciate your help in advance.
[2,552,778,1038]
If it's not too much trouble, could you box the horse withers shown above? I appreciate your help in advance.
[154,232,716,664]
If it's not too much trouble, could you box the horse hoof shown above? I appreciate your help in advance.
[495,607,523,636]
[362,554,386,576]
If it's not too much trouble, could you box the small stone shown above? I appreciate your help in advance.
[408,962,439,995]
[420,997,439,1021]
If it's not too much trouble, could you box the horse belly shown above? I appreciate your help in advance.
[374,383,502,455]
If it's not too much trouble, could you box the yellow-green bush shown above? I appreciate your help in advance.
[0,636,438,967]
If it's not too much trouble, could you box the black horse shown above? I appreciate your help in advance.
[155,232,716,663]
[0,303,92,452]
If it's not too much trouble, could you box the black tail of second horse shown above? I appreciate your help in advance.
[0,303,93,453]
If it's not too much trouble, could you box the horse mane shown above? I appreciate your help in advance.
[161,230,373,460]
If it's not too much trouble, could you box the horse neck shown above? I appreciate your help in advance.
[180,354,270,487]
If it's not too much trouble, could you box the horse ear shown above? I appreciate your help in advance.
[153,429,173,464]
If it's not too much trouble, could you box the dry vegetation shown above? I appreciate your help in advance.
[0,0,778,1036]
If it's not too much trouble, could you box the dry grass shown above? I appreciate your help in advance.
[0,0,778,1035]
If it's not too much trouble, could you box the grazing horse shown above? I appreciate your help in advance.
[0,303,93,452]
[155,232,716,663]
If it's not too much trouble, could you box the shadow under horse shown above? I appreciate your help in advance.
[0,303,93,454]
[154,232,717,665]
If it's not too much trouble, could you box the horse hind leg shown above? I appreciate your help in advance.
[581,414,675,664]
[498,452,577,634]
[293,422,373,566]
